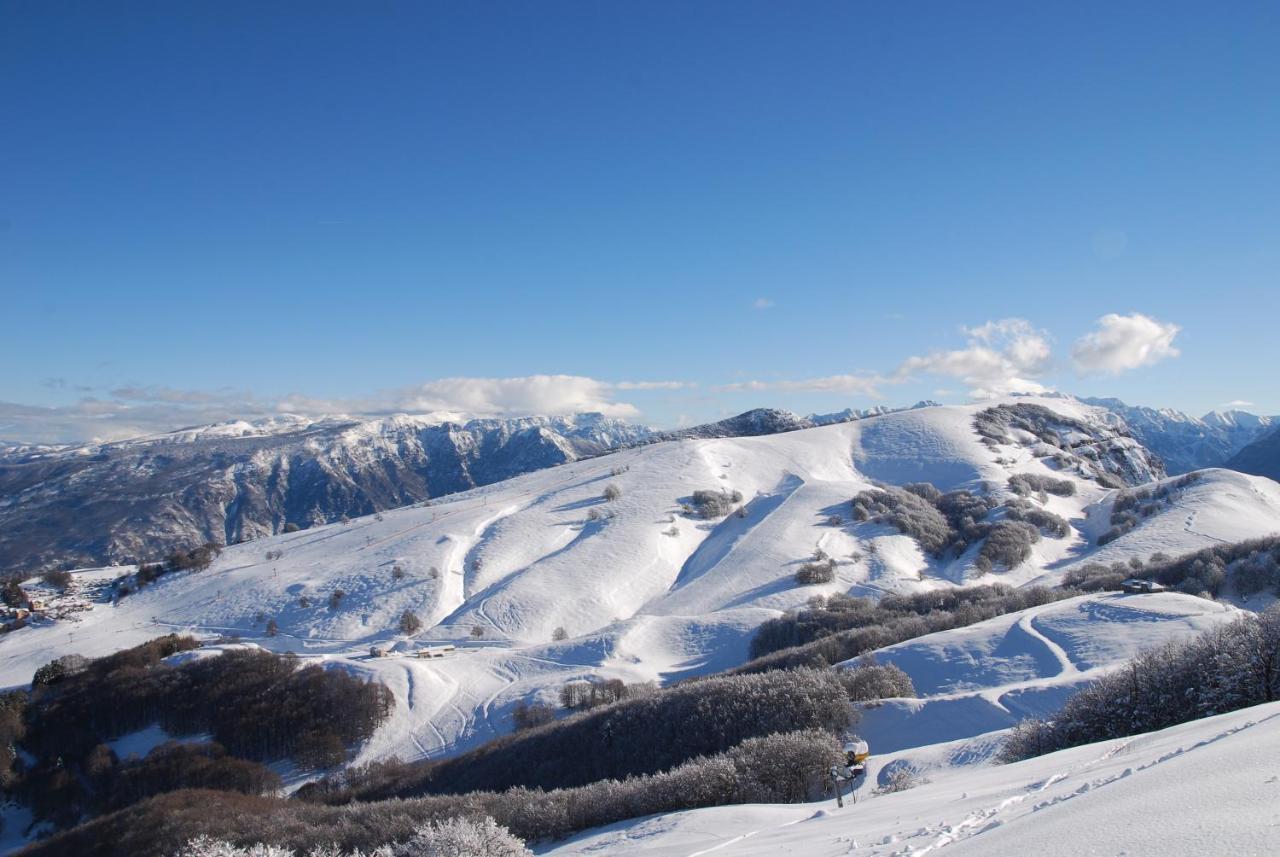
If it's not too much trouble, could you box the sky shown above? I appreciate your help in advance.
[2,1,1278,443]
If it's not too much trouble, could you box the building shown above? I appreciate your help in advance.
[415,644,456,659]
[1121,578,1166,594]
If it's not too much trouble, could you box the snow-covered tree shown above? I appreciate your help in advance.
[391,816,531,857]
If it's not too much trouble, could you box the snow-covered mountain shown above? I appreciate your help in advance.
[6,396,1279,775]
[648,407,815,440]
[0,402,943,575]
[1082,396,1275,474]
[1227,424,1280,483]
[647,402,940,441]
[0,412,650,574]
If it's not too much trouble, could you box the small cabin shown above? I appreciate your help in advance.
[1121,578,1165,594]
[369,645,388,658]
[415,644,456,659]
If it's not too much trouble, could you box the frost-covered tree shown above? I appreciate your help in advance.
[689,489,742,519]
[392,815,531,857]
[795,559,836,585]
[975,520,1039,572]
[512,700,556,731]
[399,610,423,635]
[838,658,915,701]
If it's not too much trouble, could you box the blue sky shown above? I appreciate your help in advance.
[2,1,1278,441]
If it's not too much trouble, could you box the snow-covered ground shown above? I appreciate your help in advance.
[542,700,1280,857]
[3,397,1278,770]
[851,591,1239,755]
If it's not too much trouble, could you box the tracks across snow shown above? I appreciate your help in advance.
[1016,612,1080,680]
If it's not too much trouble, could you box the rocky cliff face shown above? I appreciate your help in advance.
[0,413,649,573]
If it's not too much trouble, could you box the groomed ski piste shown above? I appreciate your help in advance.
[2,396,1279,785]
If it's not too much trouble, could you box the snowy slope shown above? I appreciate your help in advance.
[1050,468,1280,578]
[542,700,1280,857]
[850,592,1240,755]
[4,397,1279,769]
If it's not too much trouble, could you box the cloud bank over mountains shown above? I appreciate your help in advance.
[2,312,1185,444]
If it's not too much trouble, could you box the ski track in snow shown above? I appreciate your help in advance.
[1017,612,1079,679]
[399,663,430,758]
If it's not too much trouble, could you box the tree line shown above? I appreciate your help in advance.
[25,730,844,857]
[5,636,393,832]
[1064,535,1280,599]
[308,668,851,803]
[746,584,1081,667]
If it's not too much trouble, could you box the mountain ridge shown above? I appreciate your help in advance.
[1226,423,1280,483]
[1081,396,1274,474]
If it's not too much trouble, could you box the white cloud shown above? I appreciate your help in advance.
[360,375,640,419]
[1222,399,1255,409]
[2,375,685,444]
[613,380,694,391]
[0,396,275,445]
[1072,313,1180,374]
[282,374,680,422]
[752,297,775,310]
[719,374,882,395]
[894,318,1053,398]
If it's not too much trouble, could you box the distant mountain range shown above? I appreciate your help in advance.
[1082,397,1275,475]
[0,402,947,574]
[1,395,1273,574]
[0,413,648,574]
[1226,424,1280,483]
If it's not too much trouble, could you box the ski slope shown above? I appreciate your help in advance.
[542,700,1280,857]
[3,397,1278,768]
